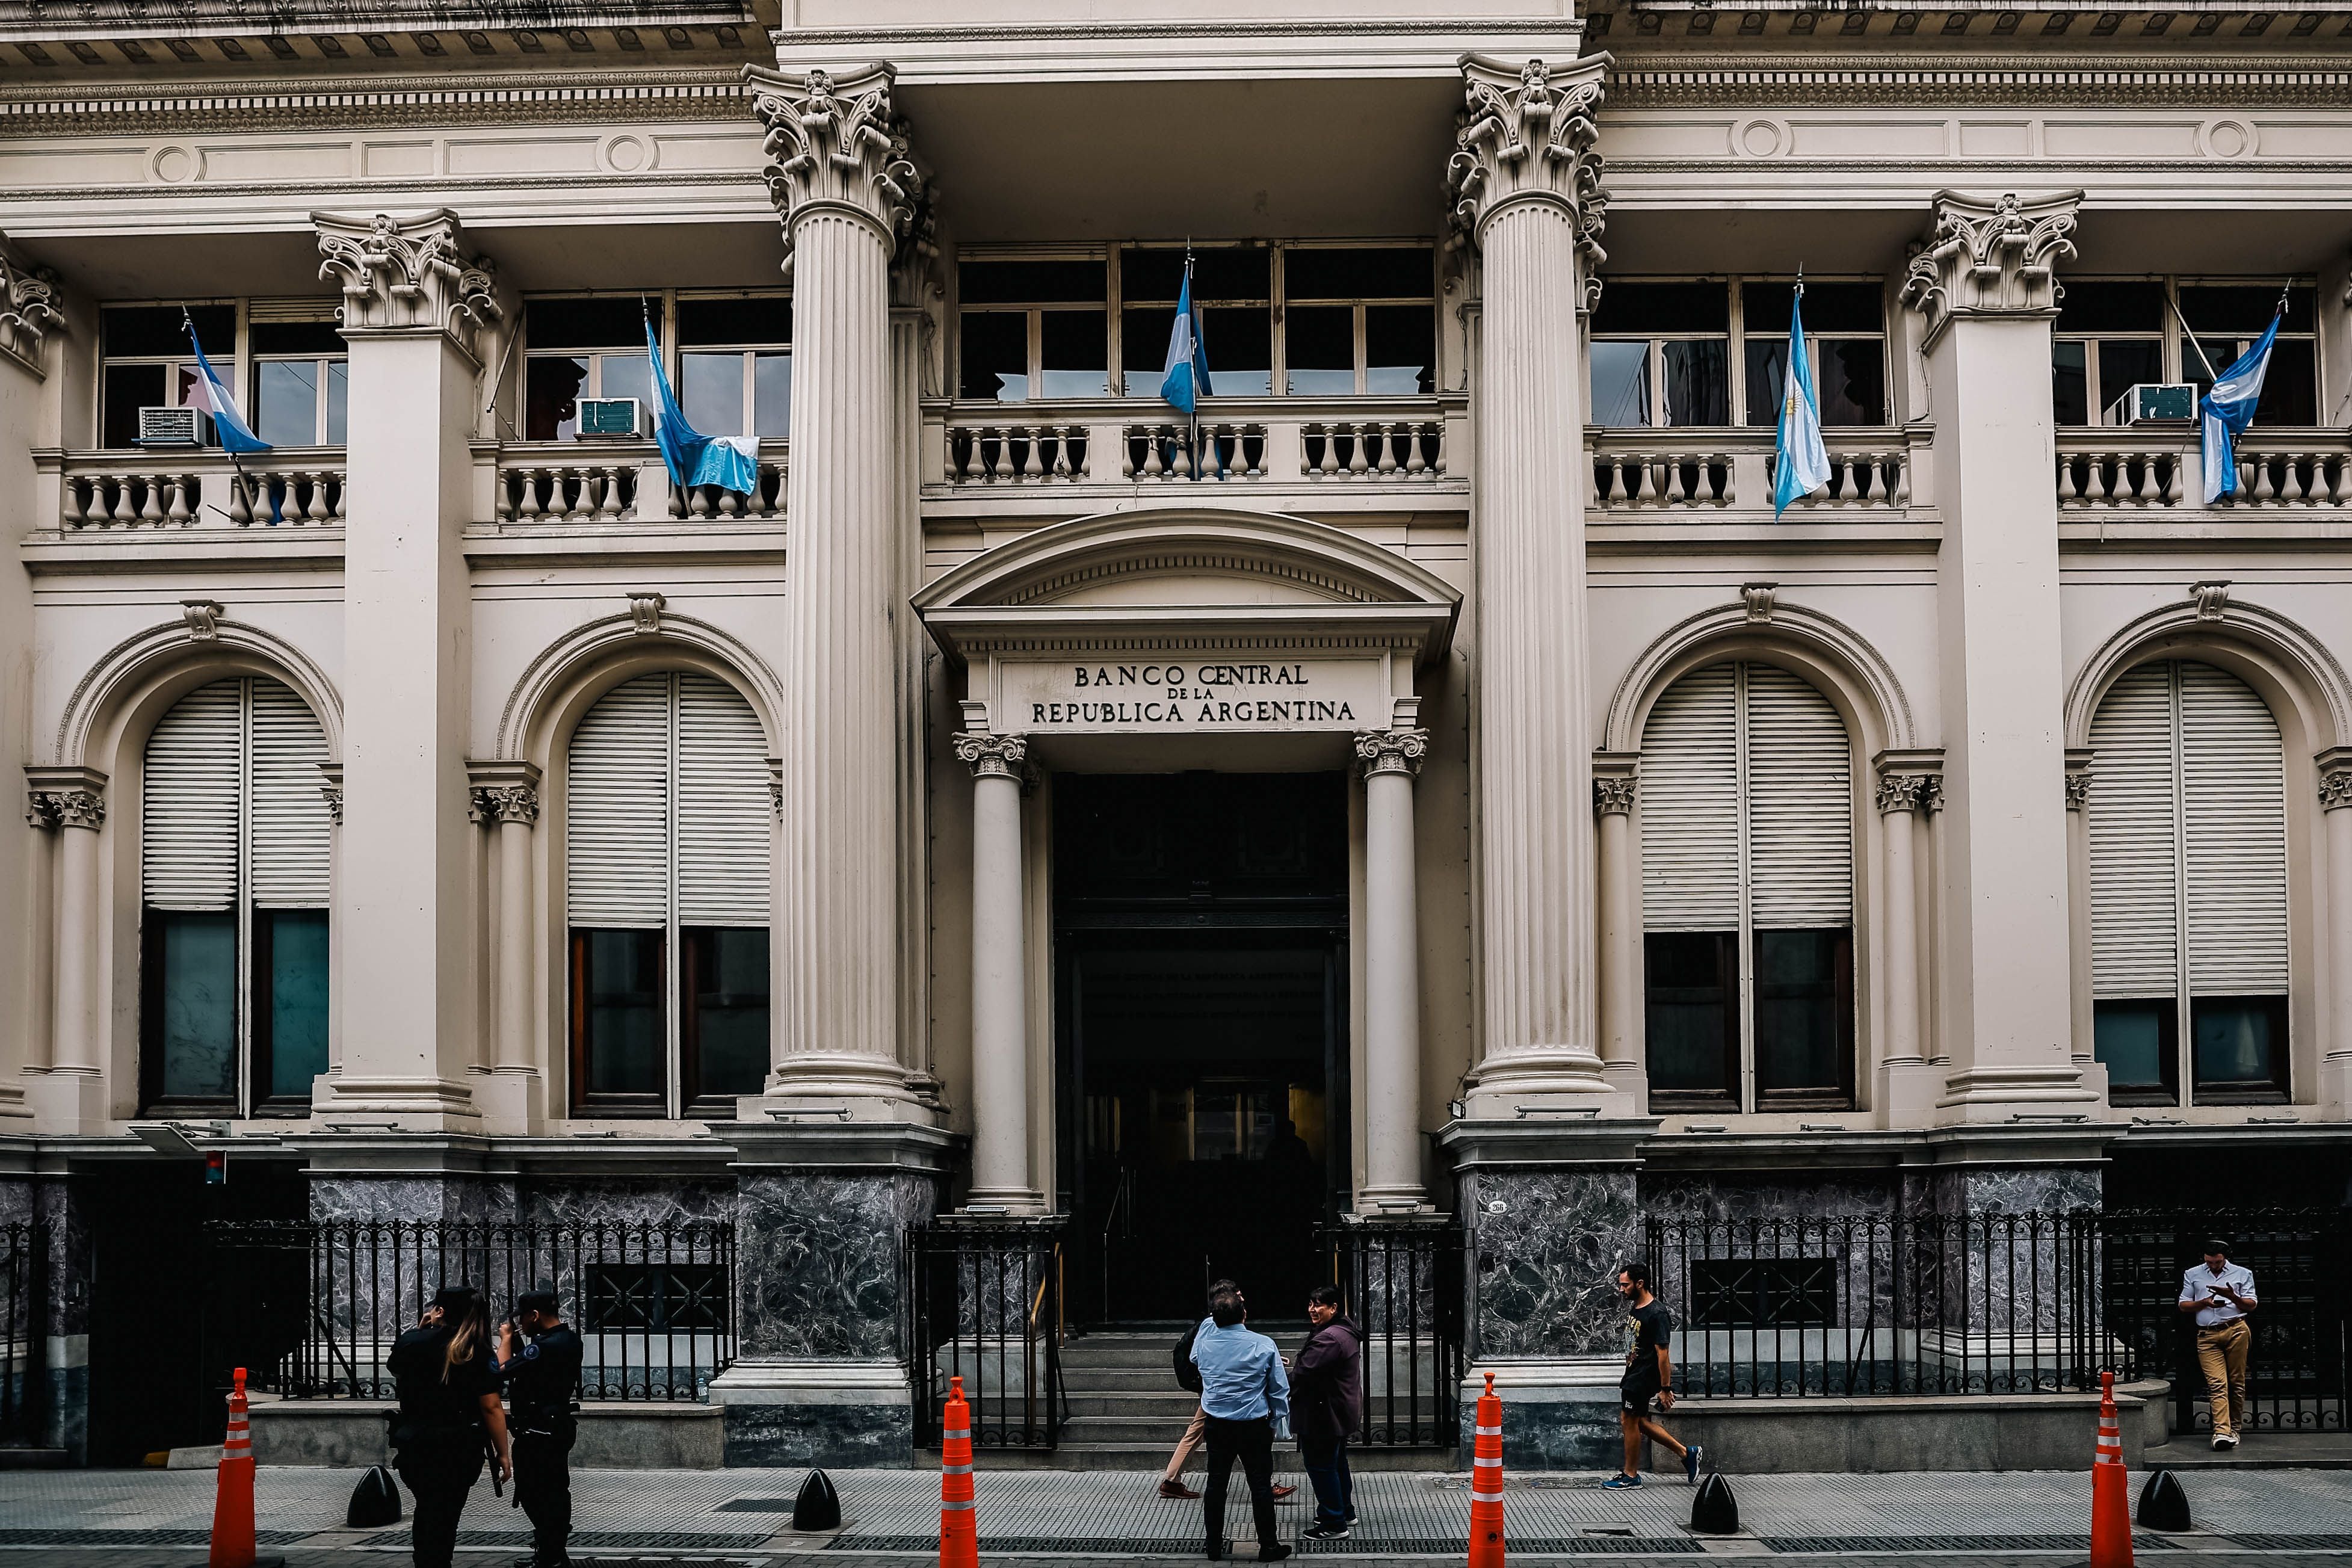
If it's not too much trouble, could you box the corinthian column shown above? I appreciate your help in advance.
[1447,54,1620,1116]
[745,63,933,1119]
[1357,729,1430,1211]
[955,734,1039,1213]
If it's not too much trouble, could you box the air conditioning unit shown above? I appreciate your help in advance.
[575,397,645,438]
[138,406,208,446]
[2107,382,2199,427]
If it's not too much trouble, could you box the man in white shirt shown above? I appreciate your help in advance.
[2176,1238,2258,1449]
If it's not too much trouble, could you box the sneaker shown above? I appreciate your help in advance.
[1162,1479,1203,1499]
[1685,1444,1705,1484]
[1602,1472,1643,1489]
[1303,1525,1351,1542]
[1258,1546,1294,1562]
[1343,1510,1357,1525]
[2214,1434,2238,1451]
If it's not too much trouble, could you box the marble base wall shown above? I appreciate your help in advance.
[1460,1165,1641,1360]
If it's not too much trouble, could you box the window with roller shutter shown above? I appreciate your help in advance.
[1641,661,1856,1110]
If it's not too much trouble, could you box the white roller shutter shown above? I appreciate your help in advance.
[675,672,771,927]
[567,673,671,927]
[1744,664,1853,928]
[2179,661,2289,995]
[2088,662,2182,998]
[249,678,332,910]
[143,679,241,911]
[1640,662,1741,930]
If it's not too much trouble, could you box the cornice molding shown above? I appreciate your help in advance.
[1605,57,2352,108]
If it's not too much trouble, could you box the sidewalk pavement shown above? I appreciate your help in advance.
[3,1464,2351,1561]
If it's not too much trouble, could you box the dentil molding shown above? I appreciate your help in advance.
[1446,53,1611,269]
[1900,190,2082,342]
[314,208,505,362]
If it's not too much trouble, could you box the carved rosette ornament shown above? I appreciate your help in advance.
[1445,54,1611,265]
[314,209,505,362]
[954,732,1028,780]
[469,784,540,827]
[1593,774,1637,816]
[744,63,925,274]
[1355,729,1431,779]
[1899,190,2082,342]
[0,235,60,374]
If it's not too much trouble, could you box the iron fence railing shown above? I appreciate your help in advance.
[203,1218,733,1403]
[1321,1220,1465,1448]
[906,1219,1067,1450]
[1,1221,46,1446]
[1641,1210,2127,1397]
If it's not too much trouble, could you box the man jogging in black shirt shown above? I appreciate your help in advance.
[1603,1264,1702,1490]
[499,1287,584,1568]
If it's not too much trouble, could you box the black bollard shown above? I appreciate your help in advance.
[347,1463,404,1528]
[1691,1472,1740,1534]
[794,1467,843,1532]
[2138,1468,2193,1533]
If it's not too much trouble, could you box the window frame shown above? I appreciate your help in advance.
[2054,276,2320,427]
[519,291,662,444]
[1589,276,1890,430]
[1279,241,1440,397]
[673,289,794,440]
[98,299,242,452]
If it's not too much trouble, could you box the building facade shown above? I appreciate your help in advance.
[1,0,2350,1468]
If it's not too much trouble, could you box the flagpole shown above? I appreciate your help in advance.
[185,304,256,520]
[2162,291,2221,384]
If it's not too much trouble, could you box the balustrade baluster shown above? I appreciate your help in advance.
[1374,422,1399,475]
[1014,430,1039,480]
[1051,428,1072,480]
[1141,435,1164,478]
[1344,425,1368,477]
[332,475,347,520]
[597,468,626,519]
[164,474,192,523]
[1311,427,1336,477]
[516,469,542,519]
[137,476,164,523]
[1892,455,1910,507]
[59,477,85,528]
[1173,438,1194,480]
[306,473,332,522]
[2055,456,2078,504]
[226,475,252,526]
[716,483,740,516]
[2132,457,2159,505]
[1405,425,1428,475]
[2330,457,2351,505]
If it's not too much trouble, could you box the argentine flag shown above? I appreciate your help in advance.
[646,314,759,498]
[1773,286,1831,516]
[1159,257,1212,415]
[182,312,268,455]
[2200,315,2281,504]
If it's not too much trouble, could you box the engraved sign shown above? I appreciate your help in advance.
[999,656,1388,733]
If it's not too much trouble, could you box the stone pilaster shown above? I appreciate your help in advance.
[1900,192,2096,1123]
[1590,754,1643,1106]
[1875,750,1943,1126]
[745,65,933,1120]
[23,768,108,1129]
[469,761,544,1132]
[2318,748,2352,1113]
[954,733,1040,1214]
[1446,54,1623,1116]
[1357,728,1431,1212]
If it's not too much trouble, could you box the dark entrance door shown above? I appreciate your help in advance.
[1054,771,1350,1325]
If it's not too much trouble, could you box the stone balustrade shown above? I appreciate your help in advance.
[1122,421,1269,480]
[946,424,1090,483]
[2056,430,2352,508]
[1300,419,1446,479]
[1587,431,1918,514]
[54,455,344,529]
[496,460,640,522]
[485,445,786,524]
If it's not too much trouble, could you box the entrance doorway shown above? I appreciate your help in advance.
[1054,771,1349,1325]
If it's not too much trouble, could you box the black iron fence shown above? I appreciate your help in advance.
[1,1221,46,1446]
[1322,1220,1466,1448]
[2102,1208,2350,1434]
[906,1219,1067,1450]
[203,1218,733,1403]
[1641,1210,2125,1397]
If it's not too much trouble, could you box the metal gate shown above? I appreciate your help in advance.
[1322,1220,1466,1449]
[2104,1208,2350,1434]
[1,1221,48,1449]
[906,1219,1067,1450]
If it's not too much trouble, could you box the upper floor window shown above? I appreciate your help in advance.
[1282,246,1436,396]
[140,676,332,1116]
[525,297,656,442]
[250,313,348,448]
[2054,279,2317,426]
[677,296,792,439]
[1590,279,1887,428]
[100,304,235,449]
[958,259,1108,402]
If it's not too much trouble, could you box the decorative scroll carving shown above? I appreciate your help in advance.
[1742,581,1778,623]
[180,599,223,641]
[1900,191,2082,338]
[1593,774,1638,816]
[954,732,1028,780]
[1445,54,1610,258]
[0,238,60,374]
[744,63,925,275]
[1354,727,1431,779]
[2065,769,2093,812]
[2192,579,2232,622]
[627,590,666,634]
[469,783,539,826]
[314,209,504,361]
[1875,770,1927,813]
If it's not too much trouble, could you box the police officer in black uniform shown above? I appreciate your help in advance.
[499,1286,584,1568]
[388,1286,512,1568]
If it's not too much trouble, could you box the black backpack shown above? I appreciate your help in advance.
[1173,1320,1203,1394]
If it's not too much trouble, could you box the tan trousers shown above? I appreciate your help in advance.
[1164,1404,1207,1481]
[2196,1319,2252,1439]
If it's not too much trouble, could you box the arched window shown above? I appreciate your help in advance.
[1640,661,1856,1110]
[140,676,332,1114]
[566,671,771,1116]
[2088,660,2290,1105]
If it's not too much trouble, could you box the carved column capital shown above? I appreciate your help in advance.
[1899,190,2082,342]
[1921,773,1945,815]
[1445,54,1610,255]
[1355,728,1430,779]
[745,63,927,273]
[0,232,61,377]
[48,788,105,830]
[1593,774,1637,816]
[318,762,344,827]
[24,790,60,831]
[27,766,108,831]
[1872,749,1944,816]
[314,209,505,362]
[1875,771,1927,814]
[2318,747,2352,811]
[954,732,1028,780]
[469,784,540,827]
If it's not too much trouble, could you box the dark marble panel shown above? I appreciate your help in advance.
[0,1179,31,1227]
[1457,1394,1622,1471]
[737,1171,935,1360]
[1928,1165,2102,1217]
[520,1178,734,1229]
[309,1175,519,1224]
[722,1400,912,1468]
[1460,1169,1640,1360]
[1641,1173,1901,1221]
[39,1178,88,1339]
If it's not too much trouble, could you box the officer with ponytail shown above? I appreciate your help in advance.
[388,1286,512,1568]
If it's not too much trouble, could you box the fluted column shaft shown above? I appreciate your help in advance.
[959,736,1037,1212]
[1358,730,1428,1211]
[21,799,57,1070]
[497,812,534,1072]
[1593,768,1640,1070]
[1876,773,1925,1067]
[51,787,104,1075]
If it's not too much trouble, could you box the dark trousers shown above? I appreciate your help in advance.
[513,1421,576,1564]
[1202,1415,1279,1554]
[1300,1435,1353,1529]
[395,1442,484,1568]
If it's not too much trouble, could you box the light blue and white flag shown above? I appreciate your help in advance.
[1159,256,1212,416]
[646,314,759,497]
[2200,314,2281,504]
[183,310,268,455]
[1773,285,1830,517]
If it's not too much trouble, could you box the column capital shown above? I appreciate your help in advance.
[2066,745,2097,813]
[0,231,61,379]
[313,209,506,362]
[954,732,1027,780]
[1445,54,1610,252]
[318,761,344,826]
[25,765,106,829]
[1899,190,2082,343]
[1592,772,1637,817]
[1355,727,1430,779]
[1872,747,1943,815]
[2318,745,2352,810]
[745,63,927,271]
[466,759,543,826]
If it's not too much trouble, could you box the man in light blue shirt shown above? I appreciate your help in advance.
[2177,1239,2258,1449]
[1190,1287,1292,1561]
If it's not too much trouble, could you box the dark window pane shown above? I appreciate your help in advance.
[258,909,330,1104]
[575,928,665,1105]
[2261,339,2317,425]
[958,259,1105,305]
[2057,281,2166,333]
[752,351,792,437]
[1742,281,1881,336]
[1592,341,1652,427]
[1643,931,1737,1100]
[2180,284,2313,336]
[2094,998,2177,1103]
[1038,309,1108,398]
[105,304,232,358]
[2191,995,2288,1100]
[958,311,1029,401]
[528,297,651,351]
[103,362,165,448]
[1661,339,1729,426]
[255,359,321,447]
[148,911,237,1104]
[1122,306,1171,397]
[1753,928,1853,1102]
[2098,340,2165,419]
[1819,339,1886,425]
[1364,304,1434,394]
[677,295,790,347]
[525,355,588,441]
[248,320,345,356]
[1591,281,1729,335]
[1284,245,1433,301]
[1199,305,1272,397]
[2053,341,2090,425]
[685,927,770,1103]
[681,351,744,436]
[1122,246,1269,302]
[1744,337,1785,429]
[1285,304,1354,395]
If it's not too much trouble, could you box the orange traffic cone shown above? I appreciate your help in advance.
[209,1367,280,1568]
[1469,1371,1505,1568]
[2090,1369,2133,1568]
[940,1375,978,1568]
